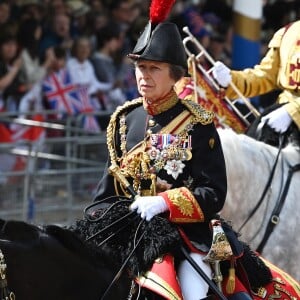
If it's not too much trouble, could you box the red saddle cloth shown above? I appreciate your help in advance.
[221,256,300,300]
[250,258,300,300]
[136,254,300,300]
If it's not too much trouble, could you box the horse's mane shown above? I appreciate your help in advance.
[218,128,278,157]
[218,128,299,166]
[68,200,182,277]
[0,218,116,268]
[0,202,182,277]
[0,208,272,290]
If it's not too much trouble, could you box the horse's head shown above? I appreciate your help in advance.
[0,217,134,300]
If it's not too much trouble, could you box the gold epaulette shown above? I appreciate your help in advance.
[181,98,214,125]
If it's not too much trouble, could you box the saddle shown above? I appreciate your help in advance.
[69,200,300,300]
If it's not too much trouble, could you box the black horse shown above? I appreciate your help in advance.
[0,197,184,300]
[0,198,298,300]
[0,219,133,300]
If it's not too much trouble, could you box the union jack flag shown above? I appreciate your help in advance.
[75,85,100,133]
[42,68,100,132]
[42,68,78,117]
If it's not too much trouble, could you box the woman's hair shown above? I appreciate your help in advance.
[0,33,18,62]
[169,64,186,82]
[17,19,41,57]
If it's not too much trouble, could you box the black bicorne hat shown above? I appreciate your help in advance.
[128,0,187,69]
[128,22,187,69]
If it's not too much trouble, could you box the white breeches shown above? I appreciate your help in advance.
[177,253,212,300]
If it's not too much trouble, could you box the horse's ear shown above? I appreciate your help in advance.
[0,219,5,230]
[1,220,40,242]
[44,225,88,255]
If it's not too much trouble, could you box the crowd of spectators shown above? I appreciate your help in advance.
[0,0,299,183]
[0,0,299,125]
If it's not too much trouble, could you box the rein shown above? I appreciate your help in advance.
[0,249,15,300]
[105,166,229,300]
[237,129,299,253]
[256,162,300,253]
[83,198,142,299]
[85,209,136,242]
[238,134,286,233]
[100,219,146,300]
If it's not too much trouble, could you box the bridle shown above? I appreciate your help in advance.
[256,161,300,253]
[0,249,15,300]
[238,131,300,253]
[100,221,146,300]
[237,133,286,233]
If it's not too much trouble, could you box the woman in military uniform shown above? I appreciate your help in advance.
[92,17,232,299]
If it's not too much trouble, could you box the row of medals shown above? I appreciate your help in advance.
[146,119,193,177]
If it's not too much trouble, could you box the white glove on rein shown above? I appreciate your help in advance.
[212,61,232,88]
[130,196,168,221]
[260,106,292,133]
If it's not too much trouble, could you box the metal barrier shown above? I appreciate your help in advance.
[0,110,111,225]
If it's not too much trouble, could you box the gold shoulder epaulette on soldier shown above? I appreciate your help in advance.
[181,98,214,125]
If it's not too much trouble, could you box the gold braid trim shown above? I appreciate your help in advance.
[181,98,214,125]
[143,89,179,115]
[137,271,182,300]
[106,98,143,194]
[106,98,143,166]
[107,97,213,167]
[161,187,204,222]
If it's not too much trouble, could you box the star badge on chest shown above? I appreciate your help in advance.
[164,159,185,179]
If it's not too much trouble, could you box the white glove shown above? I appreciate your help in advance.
[212,61,232,88]
[260,106,292,133]
[130,196,168,221]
